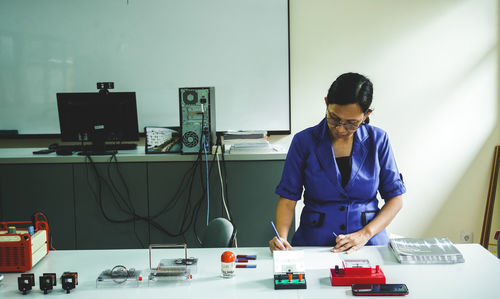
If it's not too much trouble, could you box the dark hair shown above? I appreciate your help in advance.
[326,72,373,123]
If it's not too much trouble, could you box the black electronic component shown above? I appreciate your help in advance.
[33,143,59,154]
[97,82,114,90]
[56,92,139,155]
[56,148,74,156]
[179,87,215,154]
[352,283,409,296]
[61,272,78,293]
[33,149,56,155]
[97,82,114,95]
[39,273,56,294]
[18,273,35,295]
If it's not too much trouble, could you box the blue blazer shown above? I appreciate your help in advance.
[275,119,406,246]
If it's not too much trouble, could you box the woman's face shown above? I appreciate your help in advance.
[325,103,367,140]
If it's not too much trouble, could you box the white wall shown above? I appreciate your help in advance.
[0,0,289,133]
[271,0,500,243]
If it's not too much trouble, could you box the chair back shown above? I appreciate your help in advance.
[202,218,236,248]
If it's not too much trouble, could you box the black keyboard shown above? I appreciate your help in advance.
[57,143,137,152]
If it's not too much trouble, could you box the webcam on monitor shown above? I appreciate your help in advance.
[97,82,114,94]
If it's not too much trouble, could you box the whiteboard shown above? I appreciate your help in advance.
[0,0,290,134]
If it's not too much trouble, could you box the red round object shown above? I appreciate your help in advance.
[221,251,235,262]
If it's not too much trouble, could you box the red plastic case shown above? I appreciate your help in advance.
[0,220,49,272]
[331,259,386,286]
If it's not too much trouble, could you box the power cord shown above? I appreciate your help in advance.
[80,111,236,247]
[32,212,56,250]
[84,155,144,248]
[203,134,210,226]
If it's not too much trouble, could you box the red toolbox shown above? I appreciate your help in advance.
[0,219,49,272]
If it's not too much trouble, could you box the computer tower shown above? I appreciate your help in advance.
[179,87,216,154]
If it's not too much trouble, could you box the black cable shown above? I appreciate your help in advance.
[177,157,199,234]
[85,150,220,242]
[106,156,134,213]
[192,146,218,246]
[141,148,206,238]
[84,148,188,242]
[85,156,102,206]
[89,156,132,215]
[107,154,145,248]
[192,122,210,245]
[149,144,204,238]
[79,106,233,244]
[150,153,201,219]
[175,112,207,240]
[221,148,234,222]
[193,150,206,245]
[86,156,134,223]
[85,155,150,248]
[148,145,203,220]
[80,133,84,152]
[145,162,151,245]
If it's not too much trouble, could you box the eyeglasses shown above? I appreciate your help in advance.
[326,112,365,132]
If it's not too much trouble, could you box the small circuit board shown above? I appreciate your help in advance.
[274,271,307,289]
[273,250,307,290]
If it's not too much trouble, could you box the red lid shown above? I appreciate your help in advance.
[221,251,235,262]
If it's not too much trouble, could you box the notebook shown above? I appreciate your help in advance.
[389,237,465,264]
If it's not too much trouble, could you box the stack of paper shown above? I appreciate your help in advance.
[223,131,274,153]
[389,237,465,264]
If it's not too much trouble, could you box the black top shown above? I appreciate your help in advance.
[336,156,352,188]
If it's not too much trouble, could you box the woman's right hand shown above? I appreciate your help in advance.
[269,236,293,252]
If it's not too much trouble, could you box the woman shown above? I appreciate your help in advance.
[269,72,406,253]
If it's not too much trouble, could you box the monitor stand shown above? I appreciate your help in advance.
[77,131,116,156]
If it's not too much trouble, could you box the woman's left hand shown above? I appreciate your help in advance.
[330,230,371,254]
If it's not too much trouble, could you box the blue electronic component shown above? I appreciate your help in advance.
[236,264,256,268]
[236,255,256,260]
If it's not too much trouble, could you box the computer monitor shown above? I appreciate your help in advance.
[56,92,139,155]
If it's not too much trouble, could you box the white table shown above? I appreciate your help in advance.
[0,148,286,164]
[1,244,499,298]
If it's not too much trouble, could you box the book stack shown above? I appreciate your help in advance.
[389,237,465,264]
[223,131,275,154]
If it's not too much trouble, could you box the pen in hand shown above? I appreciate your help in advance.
[270,221,285,249]
[332,231,345,253]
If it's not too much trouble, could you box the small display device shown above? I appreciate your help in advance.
[273,250,306,289]
[352,284,409,296]
[56,92,139,155]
